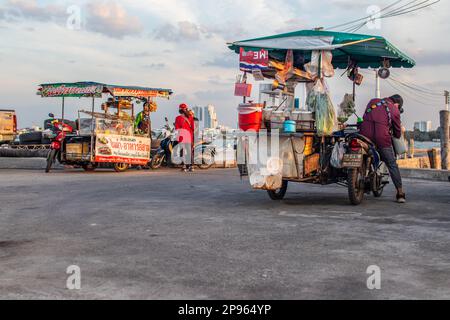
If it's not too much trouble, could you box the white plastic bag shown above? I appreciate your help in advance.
[331,142,345,168]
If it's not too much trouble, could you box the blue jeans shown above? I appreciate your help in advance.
[379,147,403,190]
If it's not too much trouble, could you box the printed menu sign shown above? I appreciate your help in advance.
[95,134,151,165]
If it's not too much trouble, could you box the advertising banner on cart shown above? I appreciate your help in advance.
[95,134,151,165]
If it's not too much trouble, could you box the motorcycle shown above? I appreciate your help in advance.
[44,114,74,173]
[150,119,175,169]
[343,132,389,205]
[150,118,216,170]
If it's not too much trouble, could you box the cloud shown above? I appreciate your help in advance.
[275,18,308,34]
[207,75,235,86]
[120,51,154,58]
[194,89,231,102]
[154,20,209,42]
[203,53,237,69]
[141,63,166,70]
[415,51,450,66]
[86,1,143,39]
[1,0,65,22]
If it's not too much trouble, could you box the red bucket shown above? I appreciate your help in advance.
[238,104,263,132]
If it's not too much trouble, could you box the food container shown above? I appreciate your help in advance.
[238,103,263,132]
[283,120,296,133]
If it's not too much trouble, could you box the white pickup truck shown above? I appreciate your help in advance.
[0,109,17,144]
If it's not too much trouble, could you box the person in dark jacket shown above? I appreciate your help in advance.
[360,94,406,203]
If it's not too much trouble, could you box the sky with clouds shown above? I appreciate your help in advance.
[0,0,448,130]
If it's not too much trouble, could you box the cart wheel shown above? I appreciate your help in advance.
[267,180,288,200]
[82,163,97,172]
[114,163,129,172]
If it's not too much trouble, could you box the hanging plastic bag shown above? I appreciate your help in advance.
[331,142,345,168]
[306,79,337,136]
[321,51,335,78]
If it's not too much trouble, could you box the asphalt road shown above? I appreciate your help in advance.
[0,167,449,299]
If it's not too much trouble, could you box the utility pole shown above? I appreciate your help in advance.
[445,90,449,111]
[375,70,381,99]
[440,90,449,170]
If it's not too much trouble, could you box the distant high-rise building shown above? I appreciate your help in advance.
[414,121,432,132]
[204,105,218,129]
[192,106,203,121]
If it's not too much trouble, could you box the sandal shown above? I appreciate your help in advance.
[396,193,406,204]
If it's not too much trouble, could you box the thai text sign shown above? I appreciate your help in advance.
[39,84,103,98]
[95,134,151,165]
[111,87,171,98]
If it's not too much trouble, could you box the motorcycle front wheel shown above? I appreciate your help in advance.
[150,153,165,170]
[45,149,58,173]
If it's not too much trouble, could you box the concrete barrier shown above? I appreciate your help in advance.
[400,168,450,182]
[0,157,66,170]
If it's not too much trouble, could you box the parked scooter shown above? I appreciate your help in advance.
[150,118,216,170]
[44,114,74,173]
[150,118,175,169]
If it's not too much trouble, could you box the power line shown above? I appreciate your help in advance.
[326,0,403,30]
[389,76,443,96]
[350,0,440,33]
[385,79,439,106]
[326,0,441,33]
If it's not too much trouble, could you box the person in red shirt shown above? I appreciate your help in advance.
[360,94,406,203]
[175,103,195,172]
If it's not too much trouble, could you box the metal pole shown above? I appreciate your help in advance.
[375,70,381,99]
[445,90,449,111]
[62,97,65,124]
[90,96,95,163]
[440,109,449,170]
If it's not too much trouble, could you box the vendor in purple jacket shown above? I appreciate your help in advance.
[360,94,406,203]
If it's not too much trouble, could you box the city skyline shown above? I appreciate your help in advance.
[0,1,449,130]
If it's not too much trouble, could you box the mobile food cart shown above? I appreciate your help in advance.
[228,30,415,205]
[37,82,172,172]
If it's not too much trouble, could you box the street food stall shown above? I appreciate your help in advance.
[228,30,415,204]
[37,82,172,172]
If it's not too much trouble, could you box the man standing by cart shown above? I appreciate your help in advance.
[175,103,195,172]
[360,94,406,204]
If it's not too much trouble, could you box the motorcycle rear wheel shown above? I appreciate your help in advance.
[348,163,366,205]
[196,150,214,170]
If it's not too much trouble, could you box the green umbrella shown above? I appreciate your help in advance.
[228,29,415,69]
